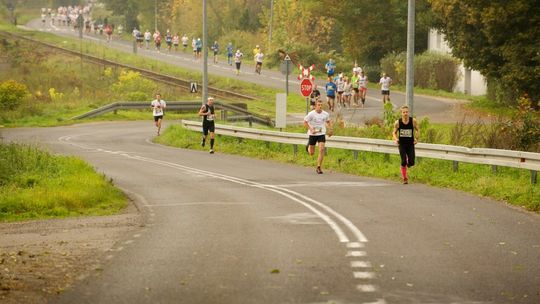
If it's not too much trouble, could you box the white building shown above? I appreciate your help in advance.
[428,29,487,96]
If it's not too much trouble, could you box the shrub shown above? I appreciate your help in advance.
[380,51,460,91]
[111,70,157,101]
[0,80,29,110]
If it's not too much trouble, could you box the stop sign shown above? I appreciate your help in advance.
[300,78,313,97]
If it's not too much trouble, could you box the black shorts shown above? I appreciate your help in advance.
[202,120,215,135]
[326,95,335,100]
[353,88,359,93]
[381,90,390,95]
[308,134,326,146]
[154,115,163,122]
[235,62,241,69]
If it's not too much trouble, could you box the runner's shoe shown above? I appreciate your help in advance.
[316,166,323,174]
[403,178,408,185]
[209,149,214,154]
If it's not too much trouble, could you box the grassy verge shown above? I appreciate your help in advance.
[156,124,539,212]
[0,142,127,222]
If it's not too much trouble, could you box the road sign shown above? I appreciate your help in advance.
[280,61,292,76]
[190,82,198,93]
[284,54,291,61]
[300,78,313,97]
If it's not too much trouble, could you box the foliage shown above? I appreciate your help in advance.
[0,142,126,221]
[0,79,29,110]
[381,51,460,91]
[430,0,540,107]
[111,70,157,101]
[502,97,540,152]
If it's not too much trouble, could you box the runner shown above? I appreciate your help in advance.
[226,42,233,65]
[351,71,360,106]
[195,38,202,59]
[234,49,243,75]
[150,93,166,136]
[105,24,113,42]
[310,84,321,110]
[358,71,368,107]
[325,58,336,77]
[392,105,419,184]
[154,31,162,52]
[165,30,173,52]
[144,30,151,49]
[181,34,188,51]
[252,45,260,58]
[172,33,180,52]
[325,77,337,111]
[254,50,264,75]
[379,72,392,104]
[352,61,363,75]
[211,41,219,63]
[336,73,345,108]
[199,97,217,154]
[304,100,333,174]
[192,38,197,58]
[343,77,352,108]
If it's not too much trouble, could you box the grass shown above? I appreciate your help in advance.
[0,142,127,222]
[156,124,540,212]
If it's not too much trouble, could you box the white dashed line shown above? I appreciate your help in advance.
[347,251,367,257]
[357,284,378,292]
[353,271,376,279]
[347,242,365,248]
[351,261,372,268]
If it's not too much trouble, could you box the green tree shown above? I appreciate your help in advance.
[0,80,29,110]
[430,0,540,106]
[104,0,139,30]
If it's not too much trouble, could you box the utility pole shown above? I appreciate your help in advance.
[154,0,158,32]
[202,0,208,104]
[268,0,273,44]
[406,0,415,116]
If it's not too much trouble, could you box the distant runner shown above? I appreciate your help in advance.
[379,73,392,104]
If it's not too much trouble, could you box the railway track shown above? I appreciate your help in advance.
[0,31,257,101]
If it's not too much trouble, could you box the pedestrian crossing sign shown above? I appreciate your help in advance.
[190,82,198,93]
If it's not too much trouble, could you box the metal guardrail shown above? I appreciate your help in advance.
[181,120,540,183]
[72,101,274,126]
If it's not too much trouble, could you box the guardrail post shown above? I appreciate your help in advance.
[353,150,358,160]
[249,116,253,127]
[491,165,497,174]
[293,145,298,156]
[453,161,459,172]
[265,141,270,148]
[383,153,390,162]
[113,109,117,115]
[532,170,537,184]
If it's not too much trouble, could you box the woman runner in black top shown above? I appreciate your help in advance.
[392,105,419,184]
[198,97,216,154]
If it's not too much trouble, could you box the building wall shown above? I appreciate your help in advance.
[428,29,487,96]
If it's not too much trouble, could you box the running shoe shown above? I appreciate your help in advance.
[403,178,408,185]
[209,149,214,154]
[316,167,323,174]
[201,139,205,147]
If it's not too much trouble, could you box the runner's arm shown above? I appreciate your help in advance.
[392,120,399,144]
[413,118,419,144]
[198,105,207,116]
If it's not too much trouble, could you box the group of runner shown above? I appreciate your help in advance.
[151,94,418,184]
[319,59,393,111]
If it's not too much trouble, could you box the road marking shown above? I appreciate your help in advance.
[353,271,375,279]
[357,284,377,292]
[347,242,365,248]
[271,181,388,188]
[347,251,367,257]
[351,261,372,268]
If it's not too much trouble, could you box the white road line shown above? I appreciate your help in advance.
[347,251,367,257]
[353,272,375,279]
[357,284,377,292]
[351,261,372,268]
[347,242,365,248]
[143,202,252,207]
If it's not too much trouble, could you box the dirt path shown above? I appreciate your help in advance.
[0,201,142,304]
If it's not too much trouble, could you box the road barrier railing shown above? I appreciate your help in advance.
[72,101,274,126]
[181,120,540,184]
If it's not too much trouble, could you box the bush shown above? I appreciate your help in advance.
[0,80,29,110]
[380,51,460,91]
[111,70,157,101]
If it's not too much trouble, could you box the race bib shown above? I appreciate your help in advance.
[399,129,413,137]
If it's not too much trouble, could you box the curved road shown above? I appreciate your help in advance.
[25,19,468,124]
[2,122,539,304]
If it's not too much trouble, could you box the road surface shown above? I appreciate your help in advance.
[2,122,539,304]
[25,19,471,124]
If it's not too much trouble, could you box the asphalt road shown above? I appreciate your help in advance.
[2,121,539,304]
[25,19,469,124]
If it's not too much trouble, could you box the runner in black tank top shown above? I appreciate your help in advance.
[198,97,216,154]
[392,105,419,184]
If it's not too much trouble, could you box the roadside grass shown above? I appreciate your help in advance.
[156,124,539,212]
[0,142,127,222]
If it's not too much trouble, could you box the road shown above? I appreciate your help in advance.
[25,19,470,124]
[2,122,539,303]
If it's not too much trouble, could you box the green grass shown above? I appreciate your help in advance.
[0,142,127,222]
[156,124,539,212]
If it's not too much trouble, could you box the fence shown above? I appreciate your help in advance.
[181,120,540,184]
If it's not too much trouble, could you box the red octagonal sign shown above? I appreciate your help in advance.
[300,78,313,97]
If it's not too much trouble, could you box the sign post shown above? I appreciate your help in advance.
[280,54,292,96]
[297,64,315,114]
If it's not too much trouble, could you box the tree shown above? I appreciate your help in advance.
[430,0,540,105]
[103,0,139,30]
